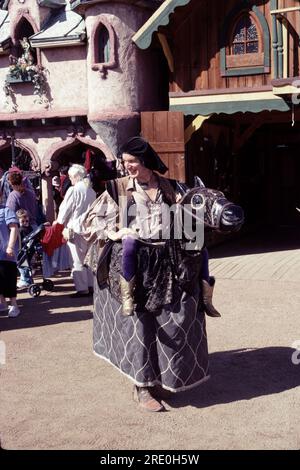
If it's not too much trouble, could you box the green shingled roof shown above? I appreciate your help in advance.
[30,9,86,48]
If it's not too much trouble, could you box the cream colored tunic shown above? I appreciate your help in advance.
[83,176,176,243]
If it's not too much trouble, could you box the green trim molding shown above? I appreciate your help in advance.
[224,66,267,77]
[220,1,270,77]
[133,0,192,50]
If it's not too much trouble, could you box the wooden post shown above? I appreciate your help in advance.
[282,17,288,78]
[277,16,284,78]
[271,0,279,79]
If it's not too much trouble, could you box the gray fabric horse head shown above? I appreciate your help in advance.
[178,177,244,233]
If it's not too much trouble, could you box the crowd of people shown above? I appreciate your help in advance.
[0,163,97,317]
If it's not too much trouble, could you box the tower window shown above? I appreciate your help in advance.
[98,25,110,63]
[91,18,117,76]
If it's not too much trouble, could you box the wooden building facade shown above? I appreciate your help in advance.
[134,0,300,228]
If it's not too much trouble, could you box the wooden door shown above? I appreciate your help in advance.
[141,111,186,182]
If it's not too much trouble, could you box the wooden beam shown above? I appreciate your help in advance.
[184,115,211,144]
[148,141,185,153]
[233,117,264,153]
[157,33,174,73]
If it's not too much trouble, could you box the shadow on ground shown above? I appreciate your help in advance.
[166,347,300,409]
[0,291,93,331]
[209,226,300,259]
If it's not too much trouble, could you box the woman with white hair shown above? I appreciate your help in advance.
[56,164,96,297]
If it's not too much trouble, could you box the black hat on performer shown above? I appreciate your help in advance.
[119,136,168,174]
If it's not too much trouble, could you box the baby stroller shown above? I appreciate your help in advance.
[17,224,55,297]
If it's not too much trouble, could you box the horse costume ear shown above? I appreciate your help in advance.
[175,181,190,196]
[194,176,206,188]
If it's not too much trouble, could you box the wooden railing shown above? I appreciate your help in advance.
[270,1,300,79]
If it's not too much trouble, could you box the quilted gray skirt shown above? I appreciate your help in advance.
[93,279,209,392]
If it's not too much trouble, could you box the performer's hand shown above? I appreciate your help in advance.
[6,246,14,258]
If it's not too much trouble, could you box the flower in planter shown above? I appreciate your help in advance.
[4,37,50,109]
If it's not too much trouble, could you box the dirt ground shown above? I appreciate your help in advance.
[0,233,299,450]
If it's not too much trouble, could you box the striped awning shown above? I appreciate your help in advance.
[169,89,291,116]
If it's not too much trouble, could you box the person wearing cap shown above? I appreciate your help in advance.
[83,136,211,413]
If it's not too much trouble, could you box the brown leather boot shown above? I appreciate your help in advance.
[133,386,165,412]
[151,385,174,400]
[119,276,135,316]
[202,277,221,317]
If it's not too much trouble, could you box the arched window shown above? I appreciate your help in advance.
[14,17,37,64]
[231,15,259,55]
[220,5,270,77]
[91,18,117,76]
[98,25,110,64]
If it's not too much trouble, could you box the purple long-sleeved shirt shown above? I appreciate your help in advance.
[6,189,38,226]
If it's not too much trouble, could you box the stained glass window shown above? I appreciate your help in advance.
[232,15,259,54]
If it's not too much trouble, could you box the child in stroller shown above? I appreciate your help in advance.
[17,221,55,297]
[16,209,34,288]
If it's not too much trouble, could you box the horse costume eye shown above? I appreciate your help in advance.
[191,194,204,209]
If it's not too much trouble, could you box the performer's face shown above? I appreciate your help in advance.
[122,153,152,181]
